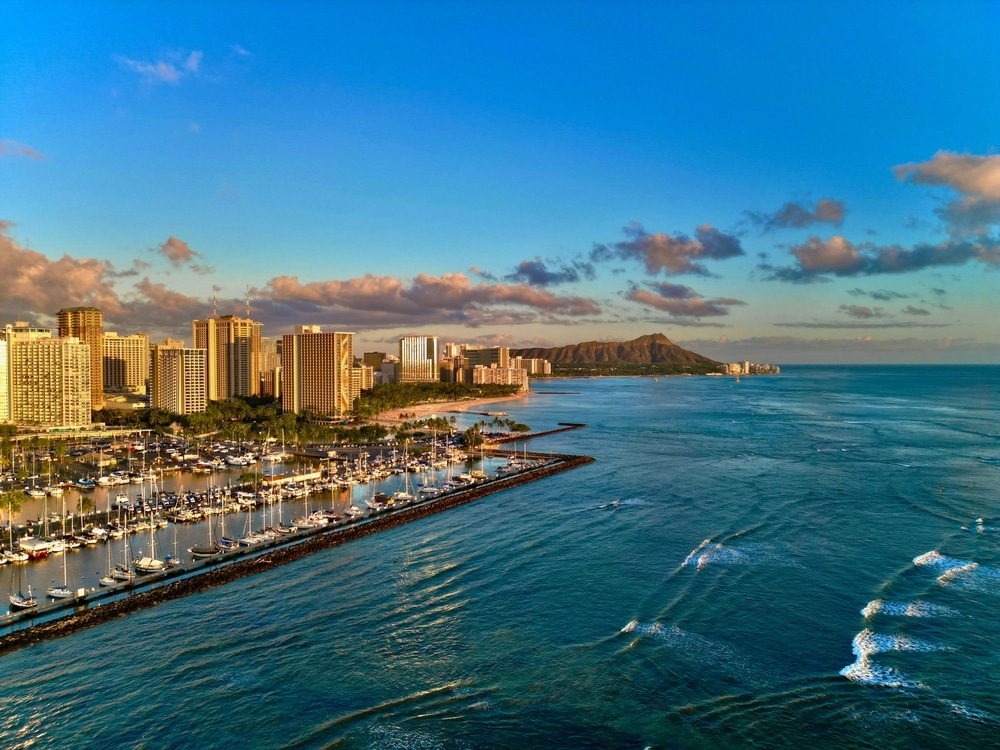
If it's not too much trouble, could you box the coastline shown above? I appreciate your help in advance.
[373,390,531,426]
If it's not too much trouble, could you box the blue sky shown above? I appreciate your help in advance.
[2,1,999,363]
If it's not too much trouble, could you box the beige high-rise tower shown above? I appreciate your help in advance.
[104,332,151,395]
[57,306,104,410]
[281,327,354,417]
[150,340,207,415]
[192,314,262,401]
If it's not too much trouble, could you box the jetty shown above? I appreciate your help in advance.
[0,449,594,655]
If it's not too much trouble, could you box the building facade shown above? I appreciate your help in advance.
[4,323,92,427]
[398,335,440,383]
[192,314,262,401]
[103,332,150,395]
[150,342,207,415]
[57,306,104,410]
[281,327,355,417]
[260,336,282,398]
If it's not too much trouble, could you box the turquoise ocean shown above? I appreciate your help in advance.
[1,366,998,748]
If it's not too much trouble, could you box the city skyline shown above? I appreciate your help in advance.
[3,2,999,364]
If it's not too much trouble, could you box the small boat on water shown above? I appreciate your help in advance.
[9,586,37,610]
[133,556,165,575]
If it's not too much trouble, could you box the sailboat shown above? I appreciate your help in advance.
[99,533,117,587]
[47,496,73,598]
[214,484,239,552]
[133,473,165,574]
[112,524,135,582]
[9,564,37,611]
[189,493,218,558]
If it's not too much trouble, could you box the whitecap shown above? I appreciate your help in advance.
[683,539,713,566]
[839,629,937,689]
[912,551,971,570]
[937,562,1000,595]
[861,599,959,619]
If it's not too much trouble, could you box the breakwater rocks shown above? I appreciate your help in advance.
[490,422,587,444]
[0,452,594,656]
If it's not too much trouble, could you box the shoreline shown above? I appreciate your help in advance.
[373,390,530,426]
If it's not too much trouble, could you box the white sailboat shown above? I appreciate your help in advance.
[47,496,73,598]
[133,474,165,574]
[9,561,37,611]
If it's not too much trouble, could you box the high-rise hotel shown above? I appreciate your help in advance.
[281,327,355,417]
[150,340,207,415]
[57,306,104,409]
[1,322,91,427]
[192,314,262,401]
[103,331,150,395]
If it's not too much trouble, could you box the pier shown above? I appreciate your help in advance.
[0,450,594,655]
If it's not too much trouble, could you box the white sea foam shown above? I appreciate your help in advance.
[946,700,993,723]
[861,599,959,619]
[683,539,713,566]
[850,628,949,657]
[912,551,970,570]
[839,629,941,688]
[937,561,1000,595]
[683,540,797,569]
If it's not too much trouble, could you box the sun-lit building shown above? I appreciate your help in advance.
[57,306,104,409]
[3,322,91,427]
[282,327,355,417]
[192,314,262,401]
[398,335,439,384]
[150,340,207,415]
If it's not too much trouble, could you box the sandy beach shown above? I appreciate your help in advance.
[374,390,530,426]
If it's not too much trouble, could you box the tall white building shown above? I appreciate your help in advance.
[398,335,439,383]
[3,322,91,427]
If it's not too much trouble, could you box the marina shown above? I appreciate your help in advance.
[0,443,593,652]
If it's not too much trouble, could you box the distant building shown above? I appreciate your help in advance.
[57,306,104,409]
[3,322,91,427]
[192,314,262,401]
[282,327,355,417]
[398,335,439,383]
[260,336,281,398]
[103,331,150,395]
[362,351,386,371]
[150,341,207,415]
[471,364,529,391]
[510,356,551,376]
[377,354,399,385]
[349,364,375,403]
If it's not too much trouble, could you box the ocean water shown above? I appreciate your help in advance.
[1,366,998,749]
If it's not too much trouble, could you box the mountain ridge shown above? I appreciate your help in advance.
[511,333,721,369]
